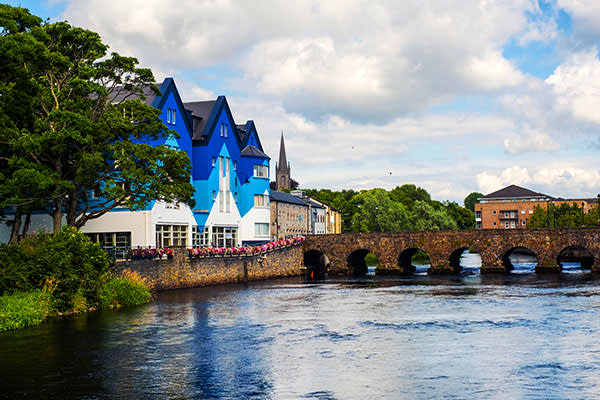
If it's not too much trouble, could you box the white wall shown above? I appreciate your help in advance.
[204,191,242,245]
[151,201,197,247]
[239,205,271,243]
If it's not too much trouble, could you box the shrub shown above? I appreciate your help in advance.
[0,226,110,311]
[99,270,151,309]
[0,282,56,332]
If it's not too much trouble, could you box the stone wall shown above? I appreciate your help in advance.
[115,244,304,291]
[304,228,600,274]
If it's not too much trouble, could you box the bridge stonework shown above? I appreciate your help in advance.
[304,228,600,275]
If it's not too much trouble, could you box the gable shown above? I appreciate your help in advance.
[153,78,194,138]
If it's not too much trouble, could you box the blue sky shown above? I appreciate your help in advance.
[6,0,600,203]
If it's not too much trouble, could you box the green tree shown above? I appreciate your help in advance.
[350,189,409,232]
[390,184,431,209]
[410,200,458,231]
[445,202,475,229]
[0,7,194,236]
[464,192,483,211]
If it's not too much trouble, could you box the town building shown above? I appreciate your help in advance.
[310,198,343,234]
[475,184,598,229]
[0,78,271,247]
[270,190,310,239]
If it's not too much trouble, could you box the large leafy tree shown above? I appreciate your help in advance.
[0,6,194,238]
[463,192,483,211]
[350,189,410,232]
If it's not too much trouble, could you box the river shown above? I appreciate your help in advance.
[2,253,600,399]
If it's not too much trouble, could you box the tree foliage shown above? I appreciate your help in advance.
[528,203,600,228]
[0,5,194,239]
[306,185,472,233]
[464,192,483,211]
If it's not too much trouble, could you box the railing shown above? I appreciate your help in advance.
[102,237,306,261]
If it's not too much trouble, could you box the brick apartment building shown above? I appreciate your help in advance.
[475,185,598,229]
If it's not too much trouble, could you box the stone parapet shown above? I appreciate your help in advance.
[115,245,304,291]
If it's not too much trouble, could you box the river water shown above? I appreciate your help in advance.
[2,253,600,399]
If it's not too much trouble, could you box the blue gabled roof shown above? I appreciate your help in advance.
[185,96,243,148]
[152,78,194,137]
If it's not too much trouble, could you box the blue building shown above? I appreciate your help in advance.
[0,78,271,248]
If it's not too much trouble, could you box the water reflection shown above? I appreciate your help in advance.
[3,274,600,399]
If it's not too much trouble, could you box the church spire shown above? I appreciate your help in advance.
[278,131,289,171]
[276,131,291,190]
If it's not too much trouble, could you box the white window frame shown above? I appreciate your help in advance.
[254,223,269,237]
[254,194,269,208]
[254,165,269,178]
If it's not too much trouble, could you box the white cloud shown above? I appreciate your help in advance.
[477,165,600,197]
[503,127,560,154]
[546,49,600,124]
[63,0,534,123]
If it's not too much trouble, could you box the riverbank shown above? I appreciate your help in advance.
[0,227,152,332]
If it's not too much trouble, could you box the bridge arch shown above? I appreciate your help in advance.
[557,245,594,270]
[398,247,431,274]
[347,248,380,276]
[501,246,539,273]
[449,246,482,273]
[303,249,329,279]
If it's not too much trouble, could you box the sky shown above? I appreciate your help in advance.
[6,0,600,204]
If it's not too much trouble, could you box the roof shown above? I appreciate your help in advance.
[184,100,216,141]
[236,124,247,143]
[480,184,554,200]
[277,132,289,171]
[310,200,325,209]
[270,190,309,206]
[109,83,160,106]
[241,145,269,159]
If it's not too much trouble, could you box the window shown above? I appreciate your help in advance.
[234,161,237,170]
[86,232,131,248]
[225,190,231,213]
[212,226,237,247]
[475,211,481,219]
[529,209,533,214]
[192,226,209,247]
[212,157,216,167]
[224,123,227,137]
[492,210,497,215]
[505,221,509,228]
[212,190,216,201]
[167,108,171,124]
[156,224,188,247]
[254,165,269,178]
[172,109,176,124]
[86,232,131,259]
[521,210,525,214]
[255,223,269,237]
[521,220,526,225]
[493,221,497,226]
[254,194,269,207]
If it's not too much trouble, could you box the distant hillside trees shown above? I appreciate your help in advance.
[304,184,474,233]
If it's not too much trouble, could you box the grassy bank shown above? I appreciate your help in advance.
[0,227,152,332]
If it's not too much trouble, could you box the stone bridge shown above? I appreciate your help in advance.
[303,228,600,275]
